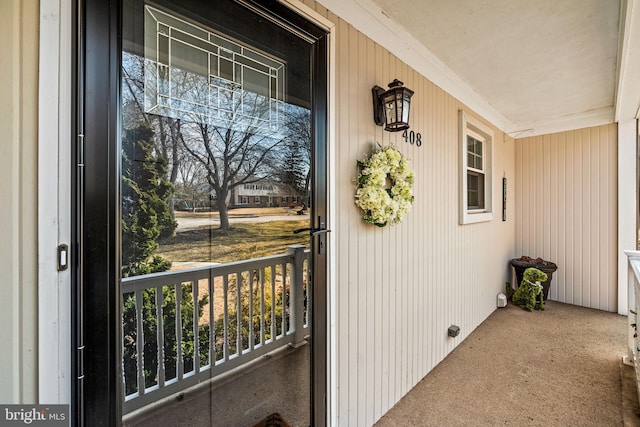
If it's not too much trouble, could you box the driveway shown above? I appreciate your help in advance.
[176,213,310,232]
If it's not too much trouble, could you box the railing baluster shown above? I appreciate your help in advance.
[135,289,145,396]
[304,252,311,328]
[223,274,229,362]
[121,295,127,397]
[281,262,288,335]
[249,269,254,351]
[176,282,183,381]
[209,272,215,367]
[260,267,265,346]
[270,265,276,341]
[236,272,242,355]
[308,254,312,328]
[193,280,200,375]
[156,285,165,388]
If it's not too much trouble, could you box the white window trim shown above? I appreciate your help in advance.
[459,110,493,224]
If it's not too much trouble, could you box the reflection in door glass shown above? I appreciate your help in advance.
[123,5,310,272]
[120,2,312,425]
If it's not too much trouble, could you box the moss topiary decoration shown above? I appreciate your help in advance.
[512,267,548,311]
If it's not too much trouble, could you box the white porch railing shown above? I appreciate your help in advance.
[121,245,310,415]
[625,250,640,405]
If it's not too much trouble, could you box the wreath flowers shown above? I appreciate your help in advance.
[355,144,415,227]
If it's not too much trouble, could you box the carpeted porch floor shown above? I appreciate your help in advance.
[375,301,640,426]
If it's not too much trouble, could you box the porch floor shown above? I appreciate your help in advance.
[375,301,640,426]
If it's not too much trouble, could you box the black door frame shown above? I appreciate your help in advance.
[74,1,329,425]
[310,28,329,427]
[73,0,122,425]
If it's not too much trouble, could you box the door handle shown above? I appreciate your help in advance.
[294,216,330,255]
[293,227,332,236]
[311,228,331,237]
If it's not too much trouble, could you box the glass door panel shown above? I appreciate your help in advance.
[120,1,320,425]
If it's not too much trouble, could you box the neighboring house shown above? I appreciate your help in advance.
[2,0,640,426]
[174,180,304,210]
[229,180,305,208]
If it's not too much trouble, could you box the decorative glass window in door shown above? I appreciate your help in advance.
[144,5,286,134]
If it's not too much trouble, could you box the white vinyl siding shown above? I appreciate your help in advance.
[1,0,40,403]
[515,124,617,311]
[326,11,515,426]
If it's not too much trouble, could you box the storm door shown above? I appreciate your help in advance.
[75,0,328,425]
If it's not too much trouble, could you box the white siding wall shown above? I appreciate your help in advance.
[0,0,39,403]
[303,3,517,424]
[515,125,618,312]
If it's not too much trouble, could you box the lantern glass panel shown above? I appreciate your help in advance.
[384,99,396,125]
[402,99,410,123]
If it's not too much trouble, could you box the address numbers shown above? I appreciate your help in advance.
[401,130,422,147]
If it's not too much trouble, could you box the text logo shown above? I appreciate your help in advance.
[0,405,68,426]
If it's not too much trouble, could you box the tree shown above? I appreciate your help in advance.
[278,137,307,194]
[280,106,312,209]
[122,53,187,220]
[179,86,285,230]
[121,122,177,277]
[121,122,187,395]
[123,51,288,229]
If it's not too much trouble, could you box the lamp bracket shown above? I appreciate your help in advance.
[372,85,385,126]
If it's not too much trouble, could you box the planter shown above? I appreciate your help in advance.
[510,256,558,300]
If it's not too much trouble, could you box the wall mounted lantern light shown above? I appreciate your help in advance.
[372,79,414,132]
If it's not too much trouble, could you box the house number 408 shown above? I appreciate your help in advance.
[402,130,422,147]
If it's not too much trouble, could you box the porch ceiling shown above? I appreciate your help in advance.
[318,0,640,136]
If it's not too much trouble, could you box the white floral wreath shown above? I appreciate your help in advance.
[355,144,415,227]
